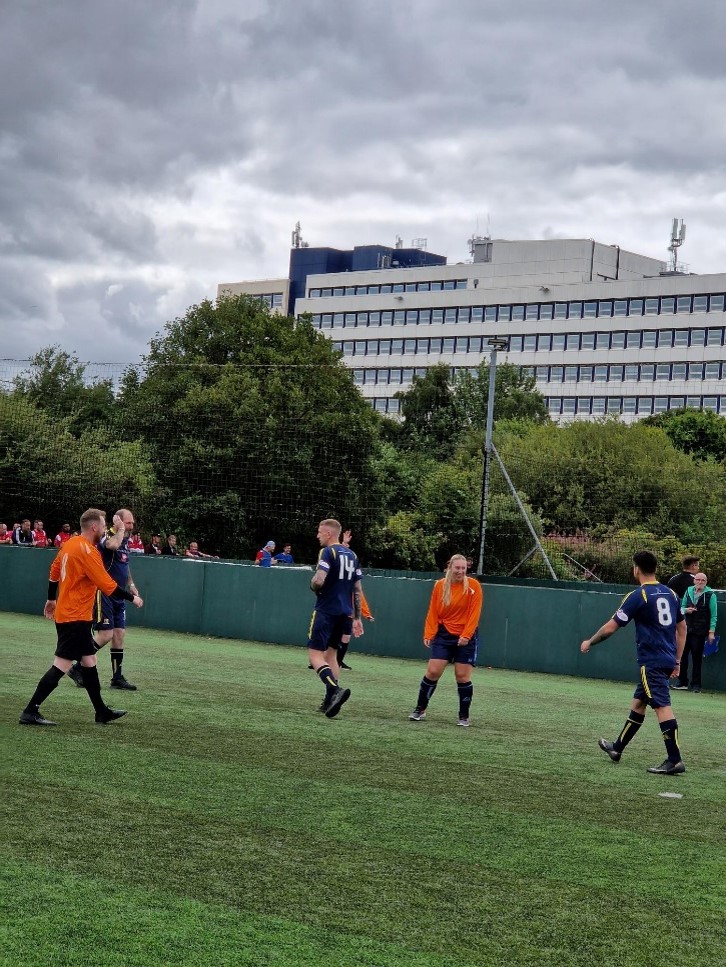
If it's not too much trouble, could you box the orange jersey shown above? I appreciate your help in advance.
[360,588,373,621]
[49,535,118,622]
[424,578,482,641]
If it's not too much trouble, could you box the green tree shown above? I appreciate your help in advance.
[117,296,382,558]
[454,361,550,428]
[13,345,115,435]
[394,363,460,460]
[644,408,726,462]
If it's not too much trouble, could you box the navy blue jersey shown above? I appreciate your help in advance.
[315,544,362,616]
[98,528,131,589]
[613,581,684,668]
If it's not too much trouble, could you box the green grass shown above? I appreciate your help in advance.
[2,613,725,967]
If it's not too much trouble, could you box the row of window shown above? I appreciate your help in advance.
[334,325,726,358]
[255,293,284,308]
[546,396,726,417]
[309,293,726,326]
[309,279,469,298]
[369,394,726,418]
[353,362,726,387]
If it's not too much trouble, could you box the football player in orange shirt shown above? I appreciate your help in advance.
[408,554,483,727]
[19,508,143,726]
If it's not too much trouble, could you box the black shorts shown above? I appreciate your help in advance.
[308,611,352,651]
[55,621,97,661]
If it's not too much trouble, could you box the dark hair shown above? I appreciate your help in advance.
[682,555,700,569]
[633,550,658,575]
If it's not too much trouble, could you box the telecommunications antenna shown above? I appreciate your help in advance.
[667,217,686,272]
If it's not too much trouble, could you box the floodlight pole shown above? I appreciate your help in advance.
[476,338,507,574]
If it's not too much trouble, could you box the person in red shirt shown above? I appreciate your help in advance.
[408,554,483,727]
[0,523,12,544]
[54,523,72,546]
[32,519,50,548]
[18,508,143,727]
[127,530,145,554]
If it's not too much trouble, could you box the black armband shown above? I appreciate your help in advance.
[111,586,135,602]
[47,580,58,601]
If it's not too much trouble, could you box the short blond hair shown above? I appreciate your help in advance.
[319,518,341,537]
[80,508,106,529]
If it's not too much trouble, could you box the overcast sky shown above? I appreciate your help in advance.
[2,0,725,363]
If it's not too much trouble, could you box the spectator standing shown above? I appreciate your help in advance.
[674,572,717,693]
[18,508,142,726]
[12,520,34,546]
[185,541,218,560]
[581,550,686,775]
[408,554,483,727]
[274,544,295,565]
[162,534,179,556]
[127,531,145,554]
[32,520,50,548]
[54,523,72,547]
[255,541,276,566]
[667,556,700,599]
[145,534,162,555]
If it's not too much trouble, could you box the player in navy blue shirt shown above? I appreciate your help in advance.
[580,550,687,775]
[308,518,363,718]
[67,509,140,691]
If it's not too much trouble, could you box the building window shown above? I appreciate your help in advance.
[577,398,592,415]
[536,367,549,383]
[563,398,576,414]
[552,334,566,351]
[674,330,689,347]
[430,338,442,353]
[625,365,639,382]
[658,330,674,348]
[538,334,552,351]
[710,294,725,311]
[584,302,597,318]
[512,305,525,321]
[419,309,431,325]
[458,307,471,323]
[676,296,692,313]
[568,302,583,319]
[564,366,578,382]
[704,397,718,412]
[418,282,430,292]
[321,288,333,298]
[431,309,444,325]
[509,336,524,352]
[550,366,564,382]
[607,397,622,414]
[548,397,562,414]
[598,301,613,317]
[485,307,498,322]
[660,297,675,313]
[629,299,644,315]
[670,397,685,410]
[611,332,626,349]
[444,308,457,324]
[455,337,468,353]
[369,312,381,327]
[525,305,539,320]
[443,337,455,353]
[499,306,512,321]
[540,304,554,320]
[592,398,606,414]
[691,329,706,347]
[656,364,670,381]
[580,333,596,350]
[470,337,483,353]
[566,333,580,351]
[333,314,345,328]
[693,296,708,313]
[688,363,704,380]
[404,339,416,354]
[523,335,537,352]
[471,307,483,323]
[645,299,659,315]
[353,370,364,385]
[430,282,443,292]
[391,339,404,354]
[554,303,568,319]
[394,311,405,326]
[345,313,356,327]
[379,339,391,354]
[405,311,418,326]
[705,362,721,380]
[579,366,593,382]
[640,364,655,381]
[353,340,366,355]
[654,397,669,413]
[614,300,628,316]
[671,363,687,380]
[625,331,641,349]
[594,366,608,382]
[623,398,637,413]
[609,365,624,381]
[642,331,657,349]
[707,328,723,346]
[637,397,653,414]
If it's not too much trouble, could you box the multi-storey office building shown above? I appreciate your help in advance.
[219,237,726,422]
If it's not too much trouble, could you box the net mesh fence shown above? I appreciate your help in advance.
[2,354,725,581]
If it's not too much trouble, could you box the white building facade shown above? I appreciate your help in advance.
[220,238,726,422]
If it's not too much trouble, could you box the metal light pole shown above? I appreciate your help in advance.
[476,337,509,574]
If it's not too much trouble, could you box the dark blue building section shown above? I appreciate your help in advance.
[288,244,446,314]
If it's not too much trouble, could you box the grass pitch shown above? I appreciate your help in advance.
[2,613,725,967]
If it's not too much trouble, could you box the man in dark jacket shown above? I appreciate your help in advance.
[667,556,699,600]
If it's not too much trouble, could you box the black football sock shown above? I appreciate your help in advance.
[659,718,682,762]
[80,665,107,714]
[612,710,645,752]
[317,665,338,698]
[110,648,124,677]
[416,676,438,711]
[337,641,349,665]
[25,666,64,713]
[457,682,473,718]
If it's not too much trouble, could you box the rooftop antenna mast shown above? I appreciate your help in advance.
[668,218,686,272]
